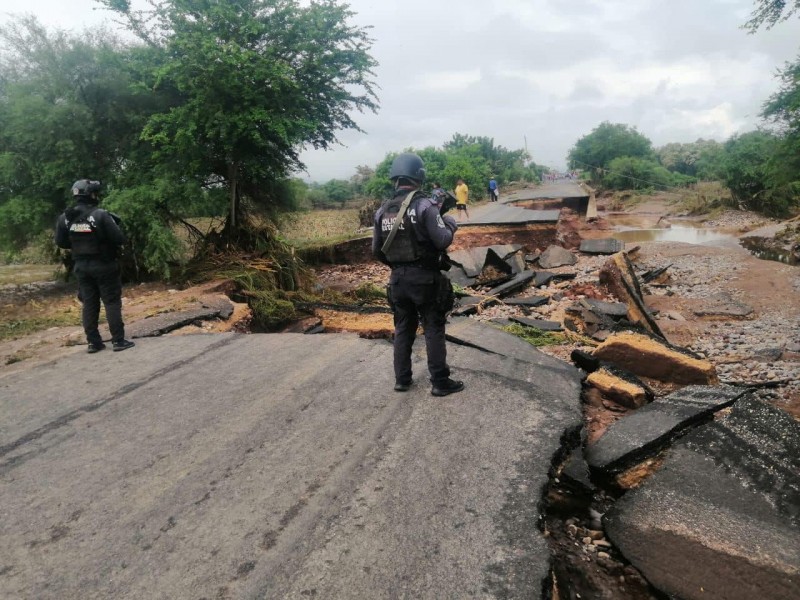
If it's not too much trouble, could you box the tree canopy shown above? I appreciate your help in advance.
[98,0,378,231]
[567,122,654,179]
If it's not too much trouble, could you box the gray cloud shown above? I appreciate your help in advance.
[6,0,800,181]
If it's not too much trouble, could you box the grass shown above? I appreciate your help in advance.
[0,312,82,341]
[0,264,61,286]
[670,181,735,215]
[279,209,364,247]
[502,323,569,347]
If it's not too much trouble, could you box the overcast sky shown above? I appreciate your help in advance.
[4,0,800,181]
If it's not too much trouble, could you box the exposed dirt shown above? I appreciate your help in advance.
[0,280,250,377]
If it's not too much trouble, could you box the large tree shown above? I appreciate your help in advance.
[99,0,378,234]
[0,16,151,252]
[567,122,654,179]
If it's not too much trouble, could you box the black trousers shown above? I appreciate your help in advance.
[74,259,125,344]
[388,267,451,385]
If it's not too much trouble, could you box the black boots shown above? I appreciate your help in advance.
[112,339,135,352]
[431,378,465,397]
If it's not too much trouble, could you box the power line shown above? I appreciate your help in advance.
[570,158,698,193]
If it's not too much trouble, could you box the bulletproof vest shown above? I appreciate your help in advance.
[380,192,422,264]
[66,205,102,257]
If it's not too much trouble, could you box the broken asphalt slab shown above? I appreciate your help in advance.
[537,245,577,269]
[451,295,497,316]
[586,385,749,475]
[0,331,582,599]
[604,397,800,600]
[486,270,536,298]
[449,246,517,278]
[445,318,580,377]
[461,205,560,226]
[582,299,628,318]
[128,299,235,338]
[691,291,754,318]
[504,296,549,308]
[579,238,625,255]
[534,271,576,287]
[509,316,563,332]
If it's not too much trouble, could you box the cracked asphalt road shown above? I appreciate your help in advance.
[0,331,581,599]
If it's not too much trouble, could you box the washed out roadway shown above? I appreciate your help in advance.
[0,330,581,599]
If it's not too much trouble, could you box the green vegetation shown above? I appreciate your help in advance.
[674,182,735,215]
[502,323,568,347]
[0,264,61,285]
[364,134,544,201]
[0,313,82,342]
[352,282,387,303]
[568,122,655,176]
[0,1,377,278]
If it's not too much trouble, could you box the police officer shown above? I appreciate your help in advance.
[373,153,464,396]
[55,179,135,353]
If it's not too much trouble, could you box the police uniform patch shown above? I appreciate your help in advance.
[436,214,446,228]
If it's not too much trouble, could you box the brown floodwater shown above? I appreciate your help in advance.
[612,225,736,246]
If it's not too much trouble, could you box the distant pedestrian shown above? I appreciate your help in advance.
[55,179,135,353]
[488,177,498,202]
[455,178,469,220]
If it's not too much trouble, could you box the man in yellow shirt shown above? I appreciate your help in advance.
[454,178,469,221]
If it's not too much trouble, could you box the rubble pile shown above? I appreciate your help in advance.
[439,240,799,599]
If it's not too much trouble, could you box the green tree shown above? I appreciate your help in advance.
[718,130,795,215]
[349,165,374,196]
[602,157,679,191]
[99,0,378,236]
[744,0,800,32]
[0,16,152,254]
[760,55,800,211]
[321,179,353,208]
[567,122,654,180]
[656,139,724,177]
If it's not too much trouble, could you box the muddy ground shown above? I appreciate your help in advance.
[2,199,798,422]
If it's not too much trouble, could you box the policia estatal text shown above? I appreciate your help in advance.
[55,179,135,353]
[372,153,464,396]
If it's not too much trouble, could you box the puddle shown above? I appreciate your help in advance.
[600,216,800,266]
[611,225,736,246]
[739,236,799,266]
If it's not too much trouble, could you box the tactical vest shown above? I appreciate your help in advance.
[380,192,423,264]
[66,205,102,257]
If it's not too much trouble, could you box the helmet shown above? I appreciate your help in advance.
[71,179,102,198]
[389,153,425,184]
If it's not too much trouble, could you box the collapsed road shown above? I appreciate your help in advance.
[2,180,799,599]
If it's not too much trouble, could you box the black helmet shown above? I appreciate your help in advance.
[389,153,425,184]
[71,179,102,198]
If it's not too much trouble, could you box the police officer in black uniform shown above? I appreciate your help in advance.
[55,179,135,353]
[373,153,464,396]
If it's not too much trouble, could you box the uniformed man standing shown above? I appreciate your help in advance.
[55,179,135,353]
[373,153,464,396]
